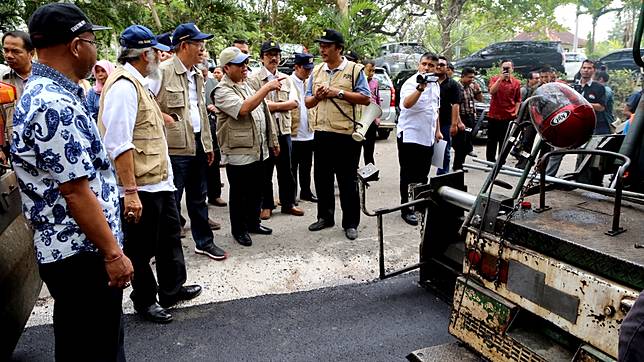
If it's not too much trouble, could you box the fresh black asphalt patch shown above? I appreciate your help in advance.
[12,272,455,361]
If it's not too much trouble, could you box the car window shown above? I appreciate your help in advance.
[374,73,392,90]
[619,51,632,60]
[602,52,621,61]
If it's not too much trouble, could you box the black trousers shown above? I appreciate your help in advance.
[397,135,434,215]
[314,131,361,229]
[261,134,297,209]
[227,161,263,236]
[170,134,214,249]
[362,122,378,166]
[122,191,187,309]
[486,119,511,162]
[452,114,475,171]
[207,116,222,201]
[291,139,315,198]
[39,252,125,362]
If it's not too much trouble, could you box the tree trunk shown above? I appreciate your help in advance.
[337,0,348,17]
[589,16,597,55]
[147,0,162,30]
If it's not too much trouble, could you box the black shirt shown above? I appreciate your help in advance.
[439,77,461,130]
[580,80,606,107]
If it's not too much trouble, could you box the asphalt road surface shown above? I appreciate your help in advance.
[13,272,456,361]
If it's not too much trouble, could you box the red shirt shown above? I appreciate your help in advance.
[488,75,521,121]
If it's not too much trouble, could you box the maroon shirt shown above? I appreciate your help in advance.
[488,75,521,121]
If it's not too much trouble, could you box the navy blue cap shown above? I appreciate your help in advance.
[172,23,213,46]
[119,25,170,51]
[345,50,359,62]
[294,53,314,69]
[156,32,173,50]
[260,40,281,54]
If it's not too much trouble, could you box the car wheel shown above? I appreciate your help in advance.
[377,128,391,140]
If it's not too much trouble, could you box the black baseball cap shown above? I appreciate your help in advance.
[28,3,111,48]
[172,23,213,46]
[315,29,344,45]
[156,32,173,49]
[260,40,281,54]
[345,50,359,62]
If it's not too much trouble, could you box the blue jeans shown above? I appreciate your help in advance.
[170,135,214,249]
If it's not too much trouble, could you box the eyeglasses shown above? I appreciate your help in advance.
[77,37,97,46]
[187,41,205,50]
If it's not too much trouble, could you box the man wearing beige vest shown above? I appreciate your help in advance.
[100,25,202,324]
[149,23,227,261]
[213,47,281,247]
[305,29,371,240]
[248,40,304,220]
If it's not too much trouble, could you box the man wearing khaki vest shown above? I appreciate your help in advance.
[305,29,371,240]
[100,25,202,324]
[1,30,33,163]
[149,23,227,261]
[213,47,281,247]
[248,40,304,220]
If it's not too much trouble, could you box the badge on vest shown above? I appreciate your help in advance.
[343,74,352,80]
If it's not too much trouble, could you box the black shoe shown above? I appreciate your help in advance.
[345,227,358,240]
[300,194,318,203]
[308,219,334,231]
[249,225,272,235]
[136,303,173,324]
[468,151,478,157]
[233,232,253,246]
[401,213,418,226]
[195,243,227,260]
[159,285,203,309]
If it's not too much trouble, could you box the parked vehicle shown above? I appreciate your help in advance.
[375,42,428,78]
[598,48,642,73]
[278,43,306,75]
[564,51,586,80]
[454,41,565,78]
[373,67,396,139]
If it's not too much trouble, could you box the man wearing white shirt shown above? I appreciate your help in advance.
[99,25,203,324]
[397,53,442,226]
[290,53,317,202]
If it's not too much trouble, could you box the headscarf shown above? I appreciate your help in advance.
[92,59,115,94]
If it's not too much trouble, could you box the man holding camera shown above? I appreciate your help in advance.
[487,59,521,162]
[397,52,442,226]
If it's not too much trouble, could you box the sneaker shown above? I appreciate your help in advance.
[345,228,358,240]
[208,217,221,230]
[195,243,227,260]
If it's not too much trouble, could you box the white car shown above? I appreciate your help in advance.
[564,52,586,80]
[373,67,396,139]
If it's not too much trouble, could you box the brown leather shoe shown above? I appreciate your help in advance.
[281,206,304,216]
[260,208,272,220]
[208,218,221,230]
[208,197,227,207]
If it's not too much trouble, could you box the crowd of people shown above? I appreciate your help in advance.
[0,2,636,360]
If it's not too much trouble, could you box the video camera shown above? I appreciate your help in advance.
[416,73,439,84]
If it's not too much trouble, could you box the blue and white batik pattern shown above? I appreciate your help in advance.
[11,62,123,264]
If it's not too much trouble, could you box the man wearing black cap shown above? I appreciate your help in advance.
[290,53,317,203]
[248,40,303,220]
[99,25,202,324]
[213,47,281,247]
[305,29,371,240]
[13,3,133,360]
[156,31,174,61]
[149,23,227,261]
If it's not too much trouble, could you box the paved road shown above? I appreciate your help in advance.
[13,272,456,361]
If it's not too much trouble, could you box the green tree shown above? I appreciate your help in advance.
[576,0,623,54]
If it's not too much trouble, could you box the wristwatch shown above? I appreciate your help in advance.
[338,90,345,99]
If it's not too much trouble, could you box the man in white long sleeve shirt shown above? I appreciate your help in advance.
[397,52,443,226]
[98,25,203,325]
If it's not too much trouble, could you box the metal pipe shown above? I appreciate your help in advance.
[437,186,476,210]
[378,215,385,279]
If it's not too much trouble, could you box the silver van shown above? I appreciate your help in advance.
[373,67,396,139]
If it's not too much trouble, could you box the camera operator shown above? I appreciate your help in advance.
[487,59,521,162]
[396,52,442,226]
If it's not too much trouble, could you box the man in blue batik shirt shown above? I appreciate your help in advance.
[11,4,133,361]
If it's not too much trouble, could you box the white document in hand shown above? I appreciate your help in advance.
[432,139,447,168]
